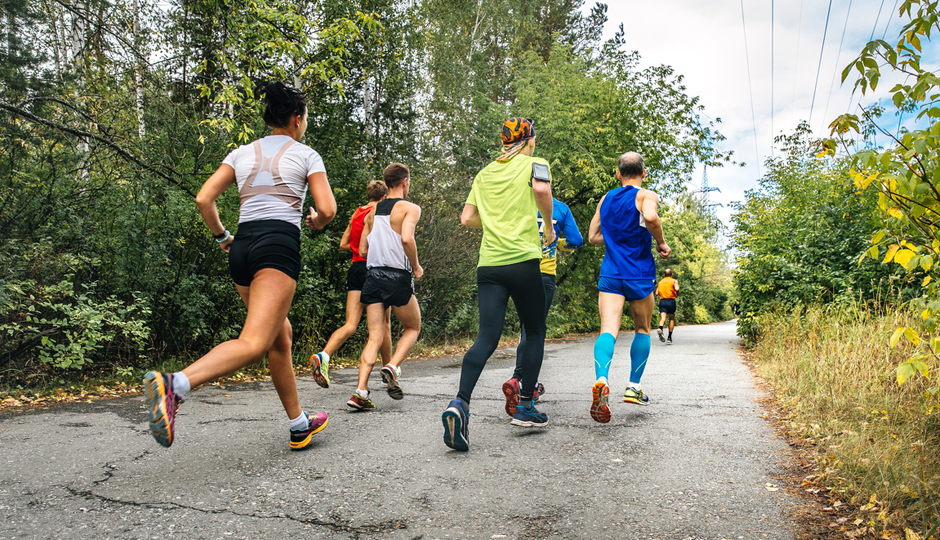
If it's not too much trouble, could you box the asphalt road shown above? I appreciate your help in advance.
[0,320,799,539]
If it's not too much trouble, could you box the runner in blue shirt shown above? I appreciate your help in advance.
[587,152,670,423]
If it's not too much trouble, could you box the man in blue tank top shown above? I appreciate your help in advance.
[587,152,670,423]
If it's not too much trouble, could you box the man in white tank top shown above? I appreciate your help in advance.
[346,163,423,410]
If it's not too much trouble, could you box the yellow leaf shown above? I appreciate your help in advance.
[887,206,905,219]
[894,248,915,267]
[923,276,932,286]
[890,327,905,348]
[884,244,900,263]
[904,327,921,346]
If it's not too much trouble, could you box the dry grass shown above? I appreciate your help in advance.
[750,304,940,538]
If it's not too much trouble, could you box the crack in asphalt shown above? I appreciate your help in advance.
[63,486,407,537]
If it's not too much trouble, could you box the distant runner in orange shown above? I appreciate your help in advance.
[655,268,679,344]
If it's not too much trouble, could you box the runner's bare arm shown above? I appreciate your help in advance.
[338,216,354,251]
[305,171,336,230]
[588,194,607,246]
[196,163,237,252]
[359,207,376,258]
[532,179,554,245]
[460,204,482,228]
[401,204,423,280]
[639,191,670,258]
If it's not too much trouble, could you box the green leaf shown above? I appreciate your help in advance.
[897,361,916,385]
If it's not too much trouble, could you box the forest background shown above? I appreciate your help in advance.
[0,0,734,385]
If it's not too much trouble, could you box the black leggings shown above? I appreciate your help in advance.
[513,273,556,380]
[457,259,546,404]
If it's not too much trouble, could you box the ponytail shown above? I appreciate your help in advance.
[257,81,307,128]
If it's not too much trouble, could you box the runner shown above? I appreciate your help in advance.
[442,117,555,451]
[309,180,392,388]
[502,197,583,416]
[346,163,423,410]
[587,151,670,424]
[143,81,336,450]
[656,268,679,344]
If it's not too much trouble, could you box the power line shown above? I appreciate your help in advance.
[883,0,900,39]
[823,0,853,122]
[739,0,761,177]
[870,0,886,41]
[809,0,834,126]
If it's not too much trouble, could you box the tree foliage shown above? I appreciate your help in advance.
[0,0,734,384]
[733,123,899,345]
[827,0,940,386]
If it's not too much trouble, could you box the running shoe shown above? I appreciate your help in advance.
[501,377,520,416]
[623,385,650,406]
[347,393,376,410]
[442,399,470,451]
[289,411,328,450]
[657,328,665,342]
[590,380,611,423]
[310,352,330,388]
[143,371,184,448]
[533,382,546,402]
[381,365,403,400]
[667,336,673,345]
[511,402,548,428]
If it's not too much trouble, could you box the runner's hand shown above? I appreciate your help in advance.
[413,265,424,280]
[657,241,671,258]
[305,207,320,229]
[542,226,555,246]
[220,236,234,253]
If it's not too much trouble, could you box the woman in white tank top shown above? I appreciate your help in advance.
[142,81,337,451]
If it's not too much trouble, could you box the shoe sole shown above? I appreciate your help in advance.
[346,400,375,411]
[144,371,173,448]
[510,417,548,428]
[590,382,611,423]
[657,330,665,342]
[442,408,469,451]
[501,380,519,417]
[623,395,651,406]
[381,367,403,400]
[289,417,328,450]
[310,355,330,389]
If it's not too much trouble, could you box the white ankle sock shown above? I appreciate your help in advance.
[172,372,191,396]
[319,351,331,364]
[289,411,308,430]
[356,389,369,398]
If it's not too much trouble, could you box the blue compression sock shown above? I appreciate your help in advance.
[629,333,651,384]
[593,332,616,381]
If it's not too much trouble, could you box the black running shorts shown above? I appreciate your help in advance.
[659,298,677,314]
[360,267,414,308]
[345,261,368,291]
[228,220,301,286]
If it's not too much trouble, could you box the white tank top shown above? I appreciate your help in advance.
[366,198,413,272]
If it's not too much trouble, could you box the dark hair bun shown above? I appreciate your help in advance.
[257,81,307,129]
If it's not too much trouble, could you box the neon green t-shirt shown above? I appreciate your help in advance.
[466,154,550,267]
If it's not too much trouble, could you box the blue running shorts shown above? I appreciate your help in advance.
[597,277,655,301]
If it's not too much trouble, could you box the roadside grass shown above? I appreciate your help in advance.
[749,304,939,538]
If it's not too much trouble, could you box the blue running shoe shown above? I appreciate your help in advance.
[442,399,470,451]
[510,402,548,428]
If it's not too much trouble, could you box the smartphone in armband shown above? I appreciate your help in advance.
[531,162,551,183]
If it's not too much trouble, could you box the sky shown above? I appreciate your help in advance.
[597,0,937,234]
